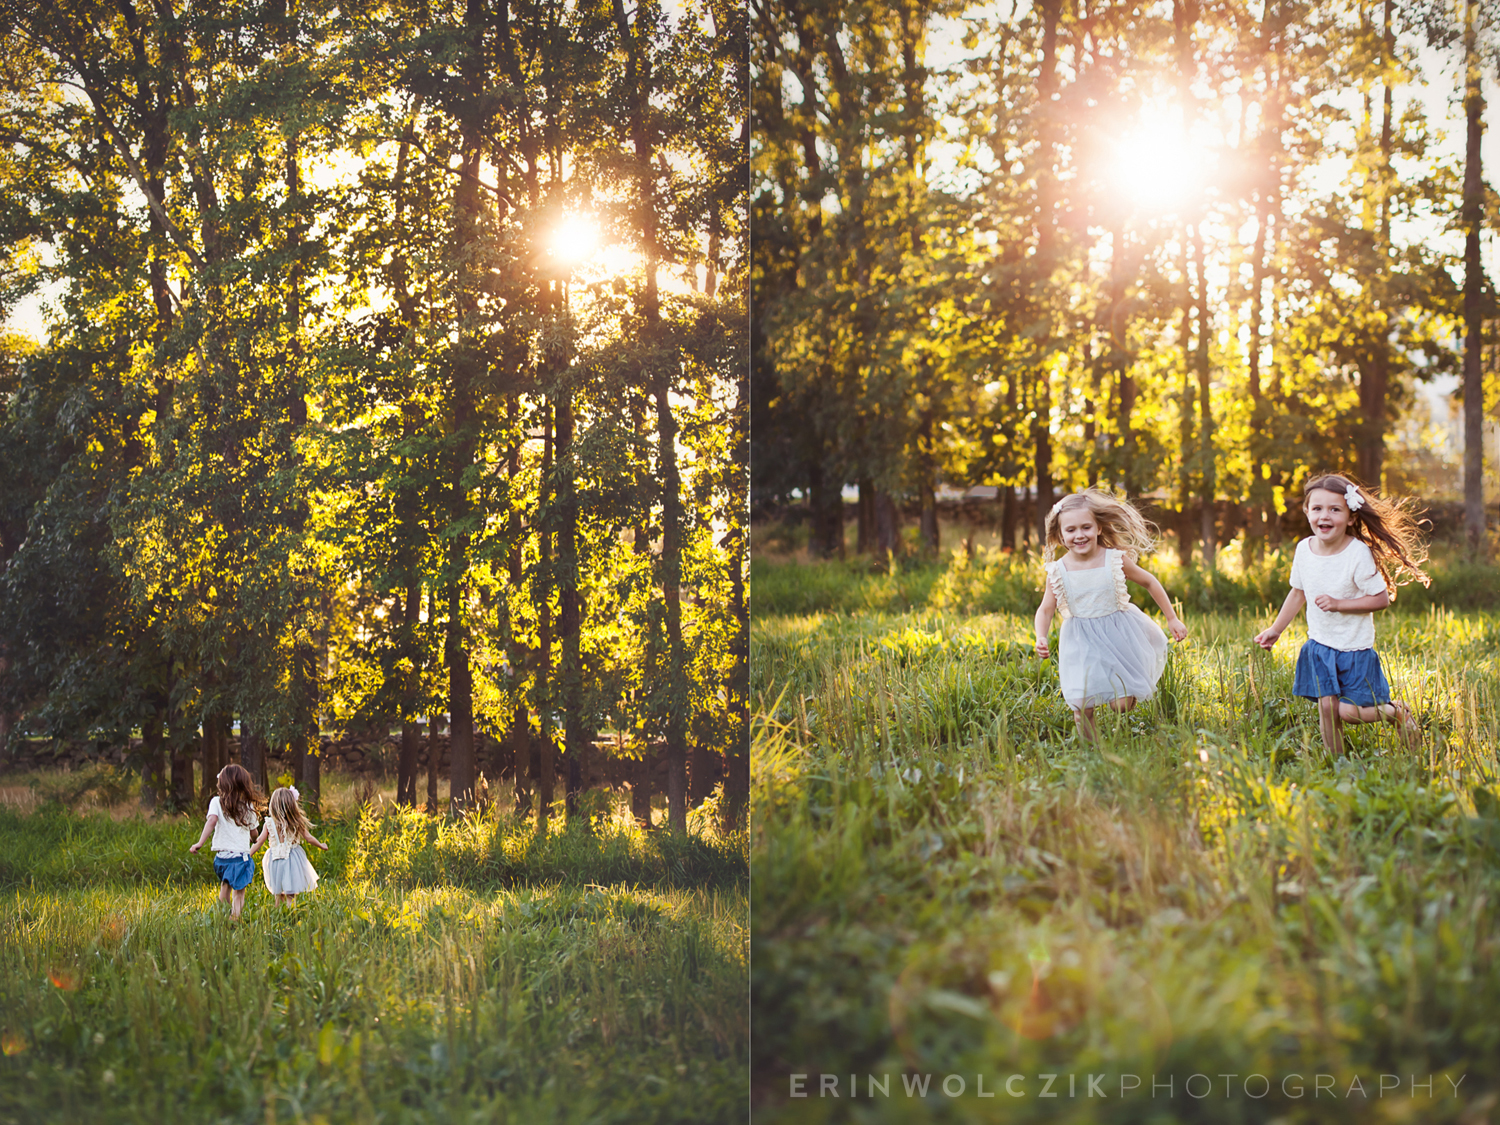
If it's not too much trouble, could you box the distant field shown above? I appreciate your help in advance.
[751,555,1500,1123]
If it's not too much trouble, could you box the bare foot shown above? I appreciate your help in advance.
[1386,701,1421,750]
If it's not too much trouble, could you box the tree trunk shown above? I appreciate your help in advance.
[447,625,475,815]
[614,0,686,832]
[240,720,267,796]
[503,404,532,817]
[1030,0,1061,537]
[169,697,195,810]
[657,364,689,835]
[631,754,653,829]
[398,719,420,808]
[721,368,750,834]
[1462,0,1486,556]
[1189,222,1215,568]
[874,489,901,557]
[557,376,584,824]
[1000,484,1017,552]
[427,713,442,813]
[199,713,225,809]
[807,456,844,558]
[139,708,166,811]
[536,404,555,832]
[856,478,875,554]
[1357,2,1395,491]
[689,742,720,808]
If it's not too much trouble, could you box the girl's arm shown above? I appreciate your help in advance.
[1121,560,1189,641]
[1034,581,1057,658]
[249,825,269,854]
[189,813,218,853]
[300,827,329,851]
[1313,591,1389,614]
[1253,587,1307,649]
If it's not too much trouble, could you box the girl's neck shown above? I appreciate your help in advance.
[1308,531,1353,556]
[1063,544,1104,567]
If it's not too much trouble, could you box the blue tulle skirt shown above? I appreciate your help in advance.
[1293,639,1390,706]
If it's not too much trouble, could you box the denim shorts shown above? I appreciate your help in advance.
[213,854,255,891]
[1292,638,1391,707]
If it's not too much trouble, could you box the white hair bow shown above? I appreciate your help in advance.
[289,786,300,801]
[1344,484,1364,512]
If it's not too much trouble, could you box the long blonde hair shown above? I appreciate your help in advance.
[268,787,312,841]
[1043,488,1159,562]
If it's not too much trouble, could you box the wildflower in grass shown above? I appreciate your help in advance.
[1035,489,1189,742]
[0,1029,26,1055]
[188,764,265,921]
[47,966,80,990]
[97,914,127,945]
[1254,474,1429,754]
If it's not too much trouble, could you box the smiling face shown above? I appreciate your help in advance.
[1304,487,1352,547]
[1057,505,1102,560]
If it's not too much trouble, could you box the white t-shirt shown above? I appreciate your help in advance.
[207,795,259,857]
[1289,536,1388,651]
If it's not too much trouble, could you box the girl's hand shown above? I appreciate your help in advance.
[1252,628,1280,650]
[1314,595,1341,612]
[189,842,201,853]
[318,841,329,851]
[1167,618,1189,642]
[1034,637,1050,659]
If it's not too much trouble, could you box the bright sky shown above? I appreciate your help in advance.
[920,4,1500,427]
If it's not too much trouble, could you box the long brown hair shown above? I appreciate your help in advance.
[269,787,313,841]
[1302,473,1430,599]
[1043,488,1159,563]
[216,764,263,828]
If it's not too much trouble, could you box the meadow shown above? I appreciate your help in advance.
[0,780,748,1124]
[751,546,1500,1124]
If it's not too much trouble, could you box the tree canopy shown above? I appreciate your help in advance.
[0,0,749,833]
[752,0,1500,561]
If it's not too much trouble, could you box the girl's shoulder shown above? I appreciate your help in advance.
[207,795,222,815]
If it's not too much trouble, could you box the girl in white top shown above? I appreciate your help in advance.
[251,786,328,905]
[188,764,263,921]
[1254,474,1430,754]
[1034,489,1189,742]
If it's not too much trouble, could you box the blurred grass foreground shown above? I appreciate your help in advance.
[751,546,1500,1123]
[0,793,747,1124]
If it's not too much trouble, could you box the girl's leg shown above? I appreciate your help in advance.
[218,881,232,909]
[1073,707,1098,743]
[230,887,246,920]
[1107,696,1137,713]
[1337,700,1421,750]
[1316,695,1343,755]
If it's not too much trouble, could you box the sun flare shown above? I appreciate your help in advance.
[547,215,601,267]
[1106,112,1205,214]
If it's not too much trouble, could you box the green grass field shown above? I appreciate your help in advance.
[0,793,748,1124]
[751,556,1500,1123]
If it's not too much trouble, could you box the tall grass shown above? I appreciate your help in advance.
[0,803,748,1122]
[752,602,1500,1122]
[751,546,1500,618]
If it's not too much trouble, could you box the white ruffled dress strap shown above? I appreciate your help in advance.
[1108,549,1130,610]
[1047,560,1072,620]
